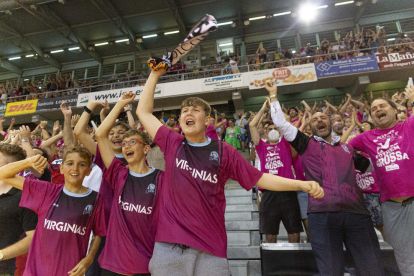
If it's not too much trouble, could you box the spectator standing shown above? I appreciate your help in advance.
[216,54,222,64]
[229,55,240,74]
[235,112,247,151]
[225,119,241,149]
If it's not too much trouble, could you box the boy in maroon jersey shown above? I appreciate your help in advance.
[0,148,106,276]
[137,68,324,275]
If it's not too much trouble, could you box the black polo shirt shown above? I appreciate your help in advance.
[0,187,38,274]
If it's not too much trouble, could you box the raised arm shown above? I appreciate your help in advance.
[100,100,110,124]
[96,92,135,169]
[60,102,74,149]
[124,104,135,129]
[238,113,247,129]
[7,118,15,132]
[0,117,5,136]
[339,94,352,115]
[350,98,365,114]
[136,69,166,139]
[74,101,106,156]
[301,100,312,113]
[341,111,357,143]
[0,155,48,190]
[40,131,63,150]
[298,112,308,132]
[250,98,269,146]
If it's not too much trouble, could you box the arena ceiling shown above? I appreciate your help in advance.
[0,0,412,72]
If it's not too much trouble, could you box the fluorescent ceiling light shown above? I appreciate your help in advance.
[335,1,354,5]
[115,39,129,43]
[217,21,233,26]
[26,54,34,57]
[249,16,266,21]
[292,50,296,53]
[69,47,80,51]
[273,11,291,16]
[142,34,157,38]
[8,56,21,60]
[24,79,29,81]
[387,38,395,41]
[219,43,233,47]
[316,5,328,9]
[95,42,108,46]
[164,30,180,35]
[51,49,64,53]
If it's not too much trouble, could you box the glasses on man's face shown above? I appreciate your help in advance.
[121,139,146,147]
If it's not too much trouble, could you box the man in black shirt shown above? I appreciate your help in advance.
[0,144,38,275]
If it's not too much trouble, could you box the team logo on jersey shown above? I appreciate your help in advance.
[83,205,93,216]
[209,151,220,163]
[145,183,156,194]
[50,159,62,171]
[341,144,350,154]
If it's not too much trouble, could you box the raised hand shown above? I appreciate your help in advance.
[19,125,31,140]
[101,99,110,115]
[71,114,80,127]
[60,102,72,117]
[299,181,324,199]
[28,155,49,174]
[213,108,218,114]
[403,85,414,103]
[53,120,61,133]
[264,79,277,95]
[40,121,47,129]
[262,97,270,111]
[124,104,132,111]
[11,118,15,124]
[89,100,106,110]
[0,117,5,124]
[119,92,136,106]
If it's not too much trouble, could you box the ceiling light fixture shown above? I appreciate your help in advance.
[219,43,233,47]
[51,49,64,53]
[143,34,157,38]
[244,20,250,25]
[316,5,328,9]
[231,22,237,27]
[8,56,21,60]
[335,1,354,5]
[164,30,180,35]
[26,54,34,58]
[69,47,80,51]
[273,11,292,16]
[217,21,233,26]
[387,38,395,41]
[95,42,108,46]
[355,1,363,6]
[249,16,266,21]
[115,39,129,43]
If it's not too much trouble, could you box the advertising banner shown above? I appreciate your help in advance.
[0,104,6,117]
[77,85,163,107]
[202,74,243,91]
[315,56,379,77]
[247,64,317,90]
[37,95,78,111]
[376,50,414,70]
[5,99,38,116]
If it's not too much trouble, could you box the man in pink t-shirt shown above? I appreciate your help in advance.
[250,100,302,243]
[348,88,414,275]
[137,67,323,275]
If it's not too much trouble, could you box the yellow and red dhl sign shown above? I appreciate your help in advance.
[5,99,38,116]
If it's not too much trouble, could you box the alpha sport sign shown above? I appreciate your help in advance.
[5,100,38,116]
[376,50,414,70]
[77,85,163,107]
[202,74,243,91]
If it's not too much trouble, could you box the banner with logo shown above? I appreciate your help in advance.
[37,95,78,111]
[77,85,163,107]
[247,64,317,90]
[315,56,379,77]
[376,50,414,70]
[0,104,6,117]
[202,74,243,91]
[184,59,200,69]
[5,100,38,116]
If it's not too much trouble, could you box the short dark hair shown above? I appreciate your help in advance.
[181,97,211,117]
[362,121,375,131]
[112,121,131,131]
[63,147,92,167]
[123,129,151,146]
[371,98,398,119]
[32,146,49,161]
[0,144,27,163]
[288,107,298,114]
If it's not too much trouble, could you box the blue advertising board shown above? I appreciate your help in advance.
[315,55,379,78]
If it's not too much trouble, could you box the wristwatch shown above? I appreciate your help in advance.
[0,250,4,260]
[21,138,29,142]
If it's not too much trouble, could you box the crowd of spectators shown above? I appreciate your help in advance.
[0,27,413,105]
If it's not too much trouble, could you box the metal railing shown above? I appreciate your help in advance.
[3,41,412,104]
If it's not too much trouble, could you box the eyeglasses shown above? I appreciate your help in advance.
[121,139,147,147]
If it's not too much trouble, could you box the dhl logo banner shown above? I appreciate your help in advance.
[5,100,38,116]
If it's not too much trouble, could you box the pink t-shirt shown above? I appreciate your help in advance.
[356,170,379,194]
[408,109,413,117]
[154,126,263,258]
[344,111,363,122]
[20,179,106,276]
[99,158,163,274]
[348,117,414,202]
[255,138,294,178]
[205,125,219,140]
